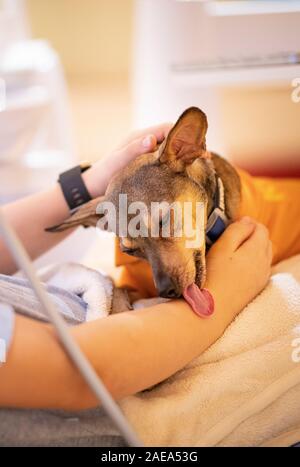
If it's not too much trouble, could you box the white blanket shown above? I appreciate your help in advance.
[38,263,113,321]
[119,254,300,447]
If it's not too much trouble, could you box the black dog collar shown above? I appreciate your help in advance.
[205,176,229,247]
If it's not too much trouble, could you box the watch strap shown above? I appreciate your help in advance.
[58,165,92,212]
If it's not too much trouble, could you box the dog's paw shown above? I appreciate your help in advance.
[111,288,133,314]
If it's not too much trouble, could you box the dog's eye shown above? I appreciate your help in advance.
[123,248,138,256]
[159,211,171,229]
[121,245,141,257]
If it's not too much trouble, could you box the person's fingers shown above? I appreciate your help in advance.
[141,134,157,150]
[243,223,272,286]
[151,123,172,142]
[245,224,270,251]
[98,131,163,189]
[242,222,269,251]
[133,123,172,143]
[118,123,172,148]
[240,222,271,261]
[211,217,256,253]
[267,240,273,264]
[118,134,157,163]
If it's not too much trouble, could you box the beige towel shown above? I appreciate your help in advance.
[120,254,300,447]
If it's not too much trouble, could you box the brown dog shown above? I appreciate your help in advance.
[47,107,300,312]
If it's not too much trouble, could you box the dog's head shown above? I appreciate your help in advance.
[49,107,219,301]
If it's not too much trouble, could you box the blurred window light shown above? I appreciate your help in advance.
[0,0,19,12]
[175,0,300,16]
[0,78,5,111]
[204,1,300,16]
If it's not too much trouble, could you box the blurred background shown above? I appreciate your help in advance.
[26,0,134,162]
[1,0,300,265]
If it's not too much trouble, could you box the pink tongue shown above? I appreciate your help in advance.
[183,284,214,318]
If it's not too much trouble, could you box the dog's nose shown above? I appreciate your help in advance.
[156,275,180,299]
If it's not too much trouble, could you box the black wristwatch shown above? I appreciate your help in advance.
[58,163,92,212]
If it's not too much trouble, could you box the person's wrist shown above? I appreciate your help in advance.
[204,281,238,328]
[82,165,107,199]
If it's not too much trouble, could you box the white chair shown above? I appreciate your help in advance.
[0,2,76,202]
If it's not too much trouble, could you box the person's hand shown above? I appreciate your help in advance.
[83,123,172,198]
[205,217,272,325]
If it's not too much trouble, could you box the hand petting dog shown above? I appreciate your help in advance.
[47,106,300,319]
[83,122,172,198]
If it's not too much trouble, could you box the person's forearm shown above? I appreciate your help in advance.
[0,184,72,274]
[0,169,104,275]
[0,288,232,410]
[71,292,230,409]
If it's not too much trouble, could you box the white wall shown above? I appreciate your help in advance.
[132,0,300,174]
[26,0,134,78]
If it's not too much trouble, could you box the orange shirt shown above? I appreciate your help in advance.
[237,169,300,264]
[114,170,300,295]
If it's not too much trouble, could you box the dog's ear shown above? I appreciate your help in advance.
[159,107,209,172]
[45,196,105,232]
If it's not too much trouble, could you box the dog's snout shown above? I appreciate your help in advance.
[156,274,180,299]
